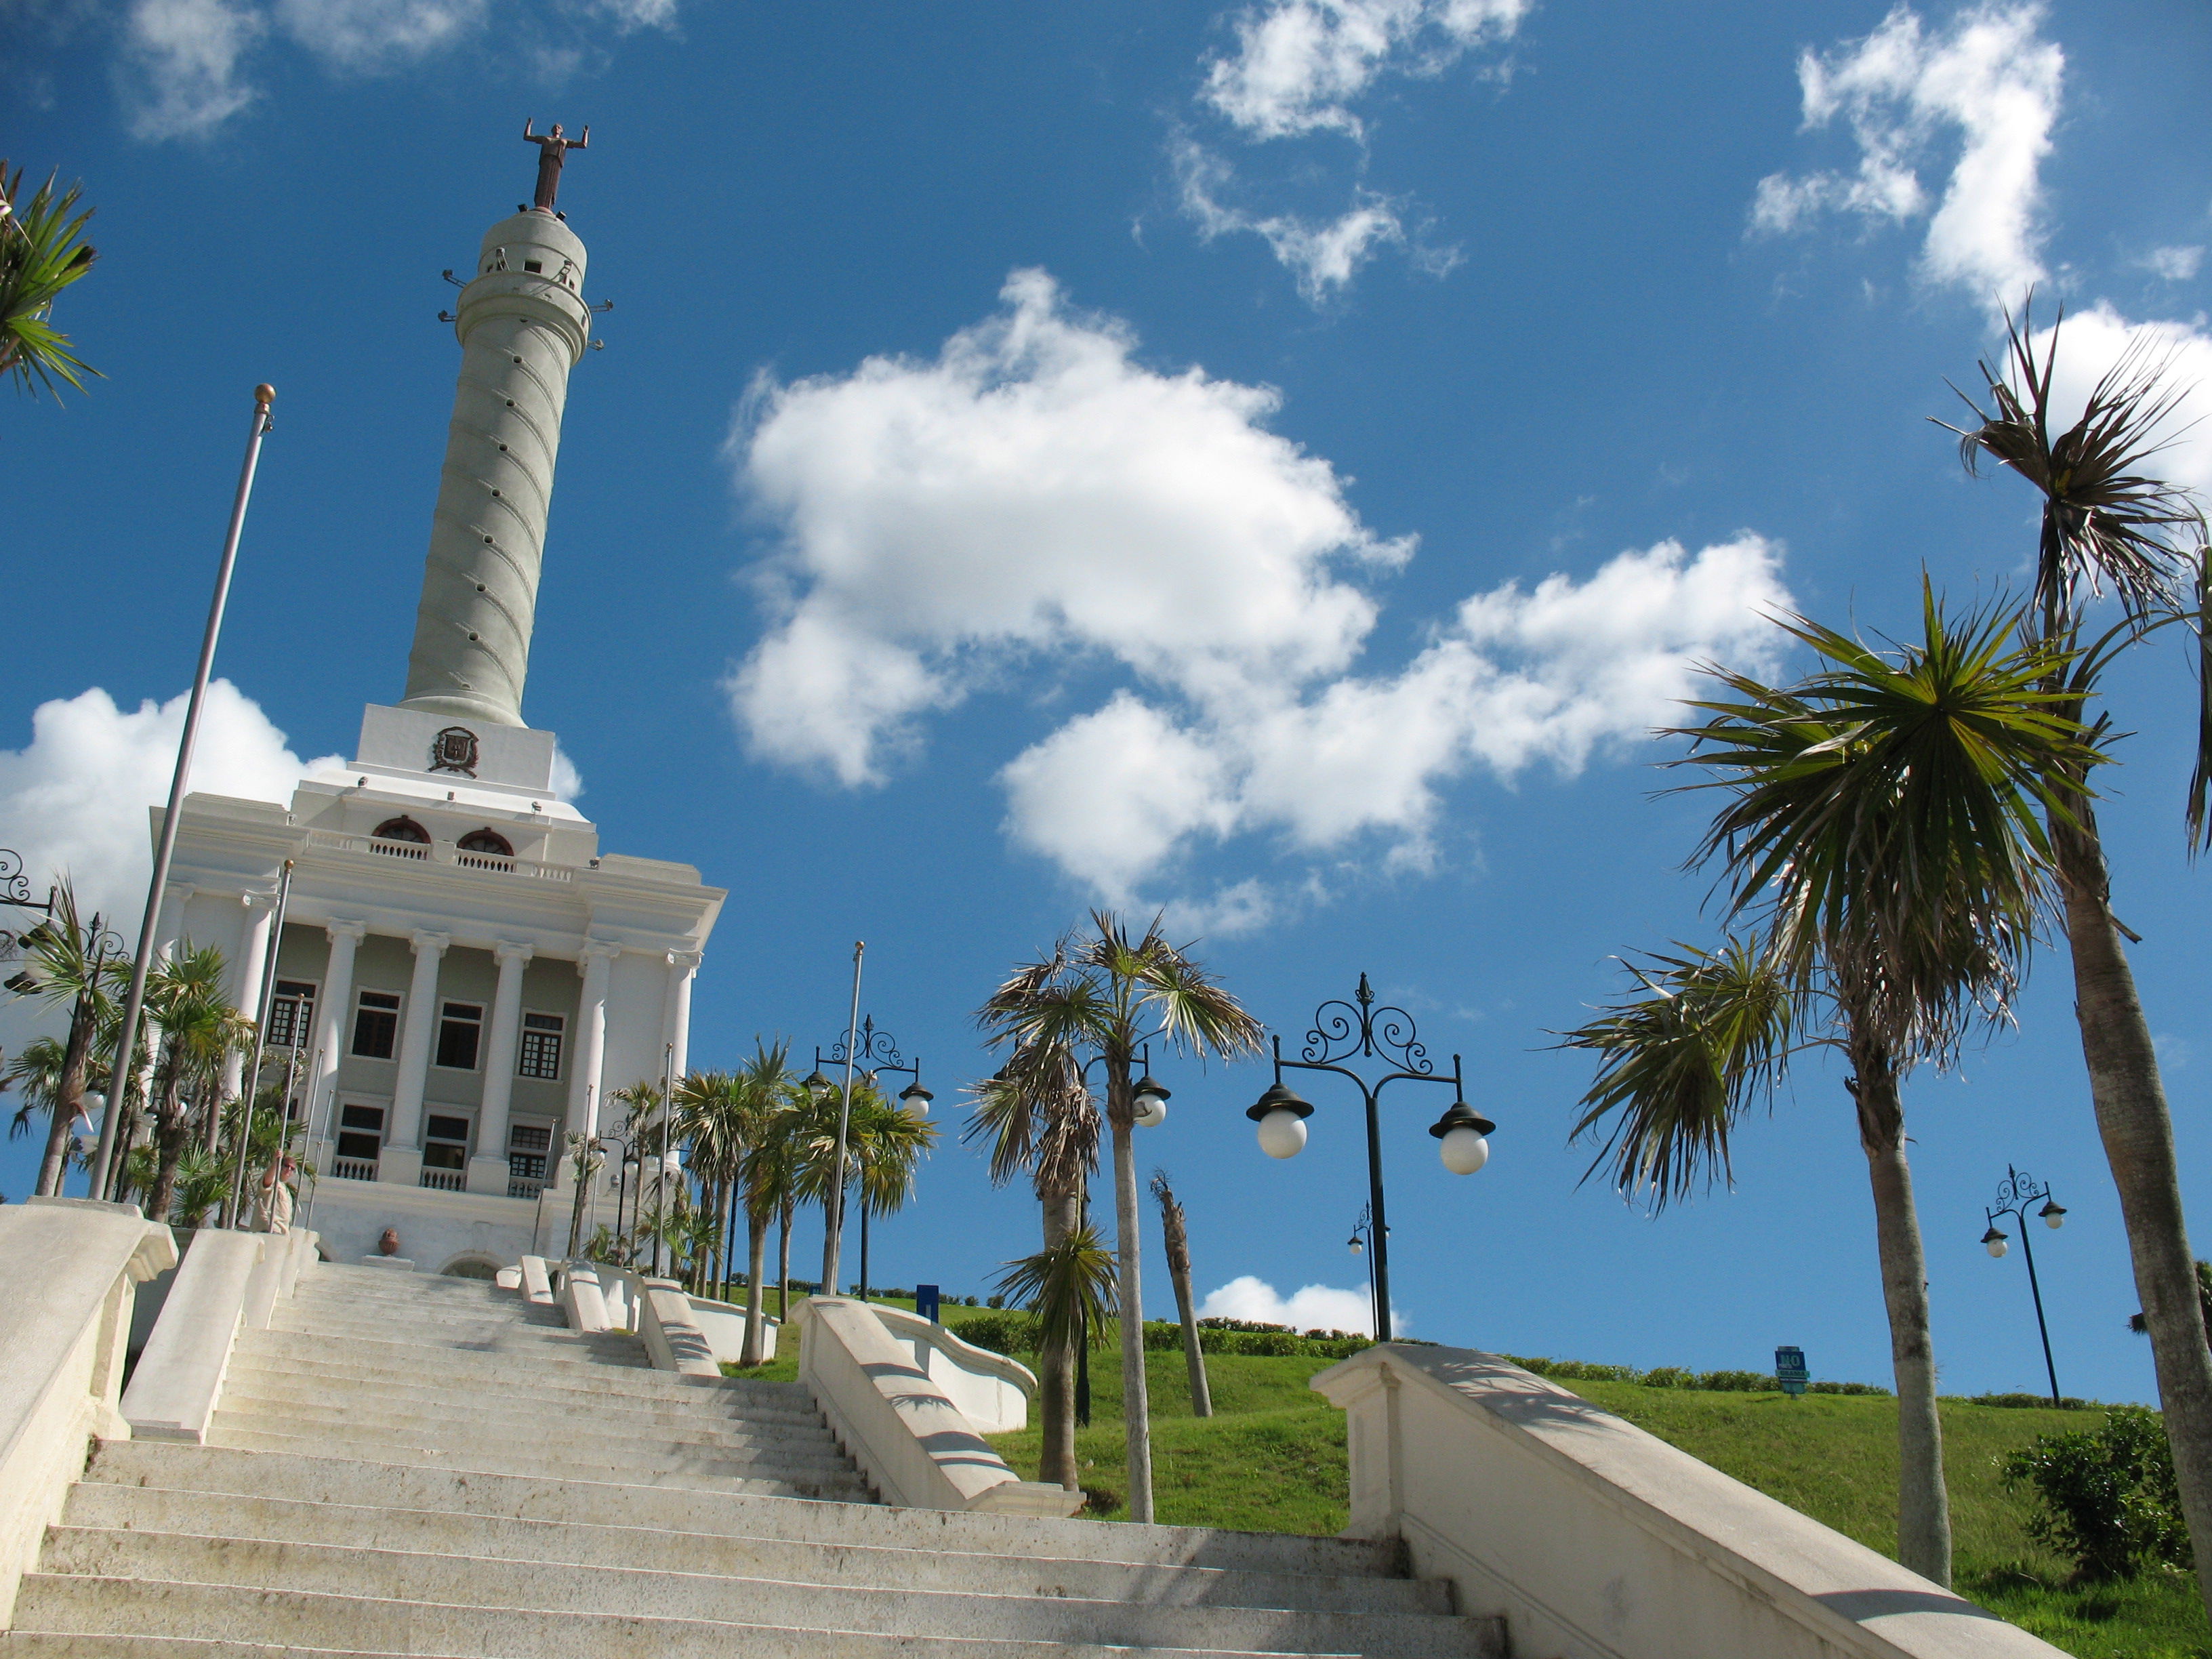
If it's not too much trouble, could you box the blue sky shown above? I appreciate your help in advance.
[5,0,2211,1401]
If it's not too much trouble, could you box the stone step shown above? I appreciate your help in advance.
[230,1330,697,1383]
[220,1355,806,1422]
[228,1336,743,1406]
[85,1443,1394,1579]
[60,1485,1447,1616]
[32,1532,1494,1656]
[251,1317,642,1357]
[213,1370,830,1433]
[210,1393,846,1460]
[205,1414,858,1483]
[0,1638,474,1658]
[198,1427,874,1500]
[6,1578,1448,1658]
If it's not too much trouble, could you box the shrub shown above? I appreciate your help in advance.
[1808,1380,1892,1397]
[1971,1392,2089,1410]
[1698,1370,1774,1393]
[956,1311,1038,1355]
[2001,1409,2188,1581]
[986,1294,1004,1310]
[1641,1366,1694,1389]
[963,1295,979,1307]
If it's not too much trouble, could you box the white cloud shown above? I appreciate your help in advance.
[1199,1273,1397,1336]
[1751,3,2062,308]
[1202,0,1527,140]
[0,682,344,926]
[1180,0,1513,299]
[1174,138,1422,301]
[729,274,1794,909]
[120,0,264,140]
[272,0,485,66]
[2139,246,2205,283]
[113,0,674,138]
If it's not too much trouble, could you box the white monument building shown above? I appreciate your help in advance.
[157,142,722,1274]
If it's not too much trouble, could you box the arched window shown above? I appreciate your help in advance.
[371,816,430,844]
[457,827,515,857]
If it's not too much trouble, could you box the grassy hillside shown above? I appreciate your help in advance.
[724,1305,2210,1658]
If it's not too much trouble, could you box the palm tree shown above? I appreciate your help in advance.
[978,912,1263,1523]
[1149,1169,1213,1417]
[965,1054,1097,1488]
[3,882,124,1196]
[733,1042,804,1364]
[674,1071,746,1294]
[1565,594,2100,1586]
[994,1223,1118,1437]
[1,163,100,398]
[142,945,251,1223]
[846,1081,939,1300]
[1943,307,2212,1615]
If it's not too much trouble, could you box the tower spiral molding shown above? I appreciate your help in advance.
[399,211,592,728]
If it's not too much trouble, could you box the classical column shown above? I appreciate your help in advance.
[153,883,195,961]
[308,920,367,1163]
[662,951,699,1078]
[468,940,534,1195]
[562,942,619,1168]
[221,891,276,1104]
[382,929,449,1184]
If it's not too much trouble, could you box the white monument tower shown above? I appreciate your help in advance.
[157,129,723,1273]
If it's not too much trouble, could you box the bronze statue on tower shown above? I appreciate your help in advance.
[523,119,589,213]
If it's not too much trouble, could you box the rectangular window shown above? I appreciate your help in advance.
[424,1112,472,1171]
[518,1011,565,1080]
[508,1121,552,1184]
[351,990,401,1059]
[335,1103,385,1162]
[266,979,316,1048]
[435,1000,484,1071]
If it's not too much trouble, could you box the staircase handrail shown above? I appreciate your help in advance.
[0,1198,176,1628]
[862,1301,1036,1433]
[792,1296,1081,1517]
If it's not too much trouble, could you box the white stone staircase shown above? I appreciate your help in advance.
[3,1261,1504,1657]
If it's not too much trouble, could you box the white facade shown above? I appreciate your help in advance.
[156,192,722,1275]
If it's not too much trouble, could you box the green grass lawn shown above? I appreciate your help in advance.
[724,1311,2209,1657]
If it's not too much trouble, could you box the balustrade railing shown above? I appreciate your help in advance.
[302,827,573,882]
[419,1167,466,1192]
[508,1177,544,1200]
[330,1156,379,1182]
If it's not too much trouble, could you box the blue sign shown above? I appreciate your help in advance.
[916,1284,941,1324]
[1775,1345,1809,1398]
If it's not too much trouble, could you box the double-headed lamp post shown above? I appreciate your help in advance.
[1980,1164,2068,1406]
[1246,974,1494,1340]
[805,1015,933,1297]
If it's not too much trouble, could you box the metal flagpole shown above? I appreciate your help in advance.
[227,859,294,1227]
[92,385,278,1202]
[821,941,863,1297]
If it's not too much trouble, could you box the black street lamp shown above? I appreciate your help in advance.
[1247,974,1494,1341]
[1982,1164,2068,1406]
[808,1015,934,1300]
[1347,1203,1385,1341]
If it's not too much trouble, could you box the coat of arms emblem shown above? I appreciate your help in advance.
[429,726,480,777]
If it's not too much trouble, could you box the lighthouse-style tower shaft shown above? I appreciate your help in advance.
[398,209,592,728]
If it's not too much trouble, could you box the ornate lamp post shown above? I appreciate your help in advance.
[1246,974,1494,1340]
[1981,1164,2068,1407]
[806,1015,933,1298]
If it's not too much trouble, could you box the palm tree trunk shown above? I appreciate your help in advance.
[35,991,95,1197]
[742,1208,770,1366]
[1106,1057,1155,1523]
[146,1093,188,1226]
[1038,1186,1081,1490]
[2055,819,2212,1618]
[777,1199,792,1317]
[1849,1032,1952,1586]
[1158,1187,1212,1418]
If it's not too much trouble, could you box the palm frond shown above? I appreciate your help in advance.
[1555,939,1796,1210]
[1670,586,2105,1055]
[0,163,102,398]
[993,1222,1118,1356]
